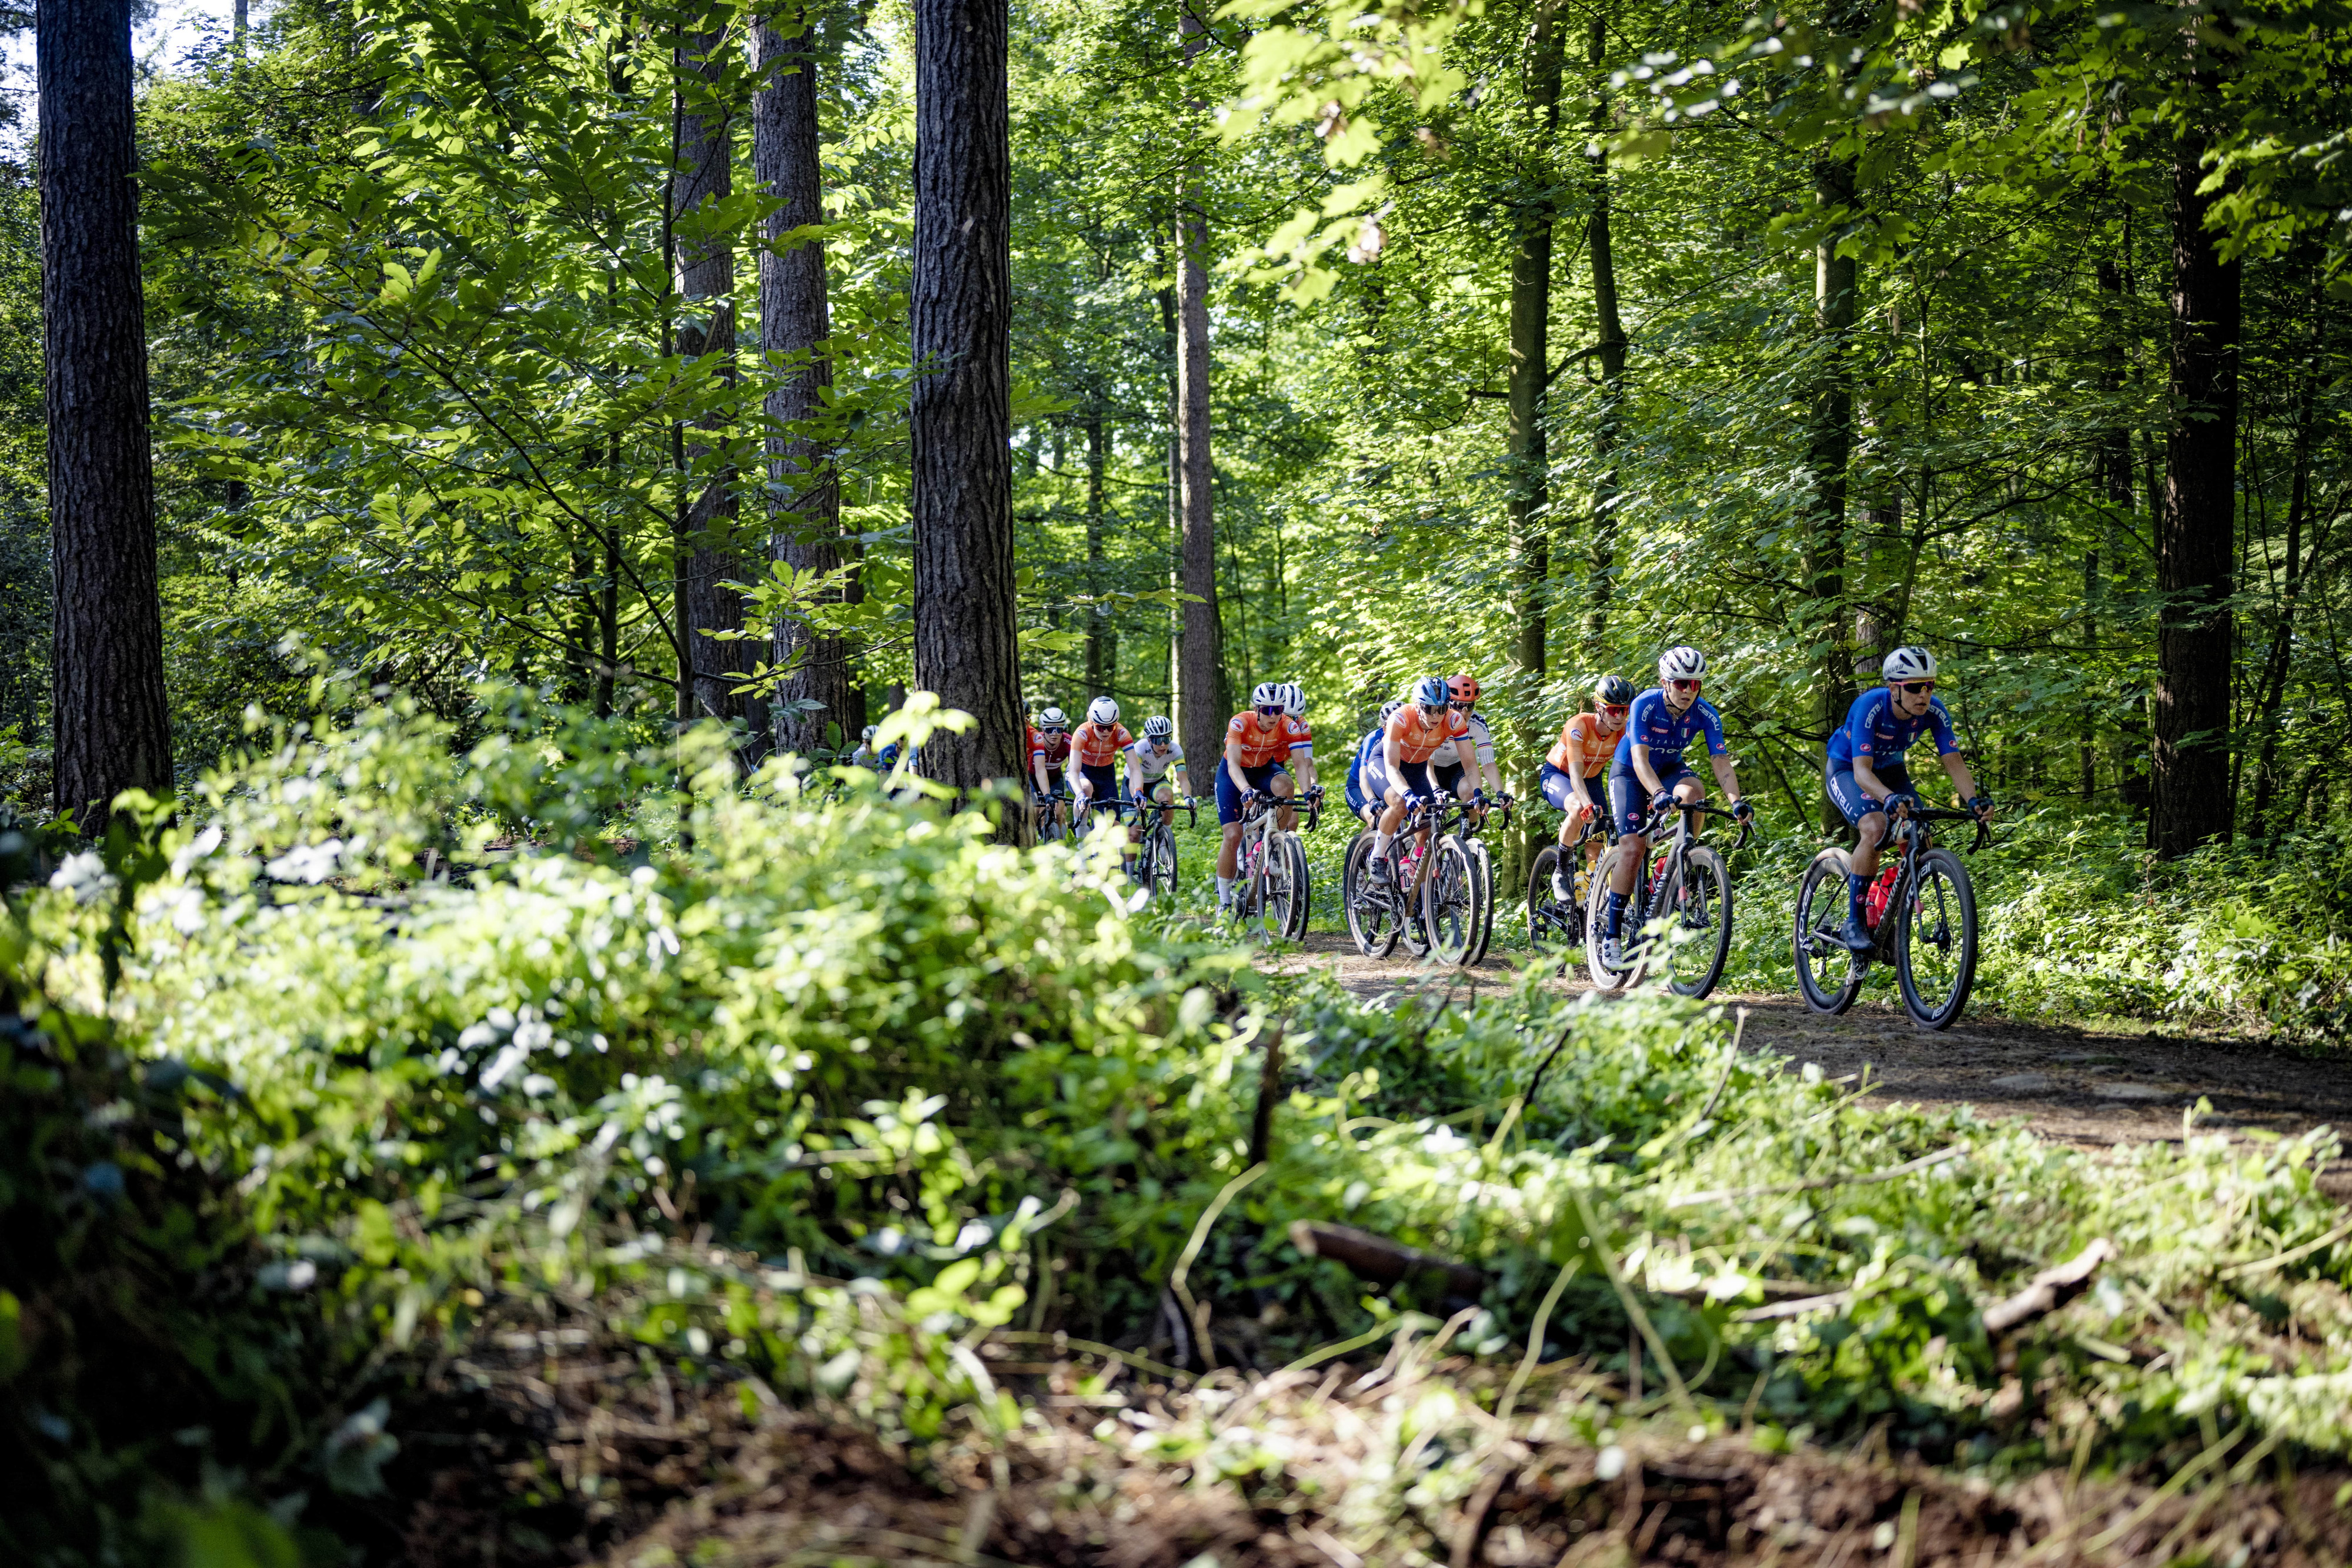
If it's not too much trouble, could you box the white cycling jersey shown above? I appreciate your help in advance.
[1125,736,1185,783]
[1429,712,1496,770]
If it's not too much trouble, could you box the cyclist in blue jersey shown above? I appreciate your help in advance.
[1602,646,1753,969]
[1825,645,1992,952]
[1345,699,1406,824]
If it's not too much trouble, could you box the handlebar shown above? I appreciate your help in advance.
[1893,803,1992,853]
[1638,798,1756,851]
[1114,796,1198,830]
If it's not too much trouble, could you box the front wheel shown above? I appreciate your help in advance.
[1896,847,1978,1029]
[1465,839,1495,964]
[1275,833,1312,940]
[1585,844,1642,991]
[1526,844,1585,954]
[1661,844,1734,999]
[1792,848,1865,1015]
[1344,833,1400,958]
[1145,822,1180,905]
[1422,836,1478,965]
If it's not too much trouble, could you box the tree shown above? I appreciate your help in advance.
[910,0,1024,801]
[1505,1,1561,694]
[1173,10,1225,774]
[42,0,174,825]
[1583,11,1626,649]
[1806,152,1859,830]
[756,6,863,757]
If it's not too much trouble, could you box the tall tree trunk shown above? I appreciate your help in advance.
[1174,18,1225,774]
[2085,255,2133,801]
[1807,155,1859,832]
[2251,256,2322,835]
[1585,12,1626,649]
[675,20,747,731]
[756,6,859,757]
[910,0,1024,801]
[1507,4,1561,693]
[1083,405,1108,697]
[42,0,173,826]
[2153,121,2240,857]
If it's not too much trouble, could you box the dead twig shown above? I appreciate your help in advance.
[1982,1238,2118,1335]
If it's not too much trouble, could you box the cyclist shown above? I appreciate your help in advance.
[1124,714,1191,817]
[1429,673,1505,811]
[1540,674,1635,897]
[1216,680,1317,912]
[1368,676,1475,885]
[1069,697,1133,823]
[1826,646,1992,952]
[1345,698,1406,825]
[1603,646,1754,969]
[850,724,880,769]
[1028,706,1074,834]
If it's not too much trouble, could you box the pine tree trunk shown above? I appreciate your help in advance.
[1174,17,1225,772]
[42,0,173,826]
[1585,13,1626,651]
[1808,155,1859,833]
[756,7,859,757]
[2250,255,2321,836]
[2152,125,2240,857]
[675,21,747,731]
[910,0,1024,802]
[1084,408,1107,696]
[1506,8,1559,694]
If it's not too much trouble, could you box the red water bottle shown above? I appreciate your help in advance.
[1865,865,1899,928]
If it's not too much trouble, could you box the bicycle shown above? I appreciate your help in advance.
[1341,792,1484,961]
[1526,814,1604,952]
[1120,794,1197,906]
[1342,794,1439,959]
[1033,788,1073,845]
[1793,804,1988,1029]
[1585,800,1752,997]
[1436,794,1511,966]
[1232,784,1320,942]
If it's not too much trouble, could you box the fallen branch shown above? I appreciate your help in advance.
[1734,1290,1854,1323]
[1288,1221,1486,1300]
[1666,1144,1967,1209]
[1981,1238,2117,1335]
[2216,1215,2352,1281]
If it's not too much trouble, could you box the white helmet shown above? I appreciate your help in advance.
[1657,645,1707,683]
[1251,681,1284,709]
[860,725,876,744]
[1088,696,1119,726]
[1378,698,1405,724]
[1038,706,1067,729]
[1882,645,1937,682]
[1142,714,1172,738]
[1280,681,1305,717]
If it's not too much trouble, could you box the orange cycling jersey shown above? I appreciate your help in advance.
[1028,726,1073,769]
[1546,711,1623,776]
[1070,720,1132,768]
[1227,712,1311,768]
[1385,706,1470,765]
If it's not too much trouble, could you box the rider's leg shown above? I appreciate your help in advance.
[1269,768,1296,831]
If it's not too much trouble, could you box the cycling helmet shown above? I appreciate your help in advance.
[1595,674,1636,706]
[1088,696,1120,726]
[1412,675,1449,712]
[1251,680,1283,709]
[1280,681,1306,716]
[1882,645,1938,682]
[1657,645,1707,682]
[1142,714,1172,739]
[1447,673,1481,705]
[1378,698,1405,724]
[1038,706,1068,730]
[860,724,877,744]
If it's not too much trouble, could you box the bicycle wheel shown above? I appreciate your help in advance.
[1661,844,1733,999]
[1268,834,1310,940]
[1585,843,1642,991]
[1397,837,1433,957]
[1146,823,1179,905]
[1422,836,1478,965]
[1465,839,1495,964]
[1897,847,1978,1029]
[1792,848,1864,1014]
[1525,845,1584,953]
[1343,833,1399,958]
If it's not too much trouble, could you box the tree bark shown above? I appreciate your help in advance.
[1808,155,1859,832]
[1506,6,1560,692]
[1083,405,1109,697]
[2251,255,2321,835]
[42,0,174,826]
[1584,12,1626,650]
[910,0,1024,801]
[2153,122,2240,857]
[675,19,749,731]
[1174,15,1225,773]
[756,6,860,757]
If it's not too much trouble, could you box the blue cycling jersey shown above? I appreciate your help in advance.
[1826,687,1960,769]
[1612,689,1728,771]
[1345,727,1382,793]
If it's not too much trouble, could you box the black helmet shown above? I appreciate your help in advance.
[1595,675,1636,706]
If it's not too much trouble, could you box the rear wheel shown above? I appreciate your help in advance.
[1526,845,1584,953]
[1422,837,1478,965]
[1585,844,1642,991]
[1465,840,1495,964]
[1344,833,1400,958]
[1897,847,1978,1029]
[1660,845,1734,998]
[1792,848,1865,1015]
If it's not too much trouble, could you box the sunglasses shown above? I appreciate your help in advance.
[1897,681,1936,695]
[1600,704,1628,718]
[1449,698,1475,709]
[1669,678,1702,693]
[1255,704,1284,716]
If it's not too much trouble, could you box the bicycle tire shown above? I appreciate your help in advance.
[1663,844,1733,999]
[1526,844,1584,954]
[1896,847,1977,1029]
[1272,833,1311,940]
[1585,842,1642,991]
[1792,848,1865,1015]
[1147,822,1179,906]
[1343,833,1400,958]
[1465,839,1495,964]
[1422,836,1478,965]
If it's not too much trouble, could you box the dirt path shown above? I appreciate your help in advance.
[1271,932,2352,1189]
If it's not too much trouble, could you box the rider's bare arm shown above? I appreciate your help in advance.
[1631,743,1665,798]
[1941,751,1982,806]
[1708,753,1740,805]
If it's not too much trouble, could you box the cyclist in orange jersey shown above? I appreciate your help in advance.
[1538,674,1635,895]
[1367,675,1474,884]
[1215,680,1317,910]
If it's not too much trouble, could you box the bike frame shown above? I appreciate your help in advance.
[1860,805,1990,961]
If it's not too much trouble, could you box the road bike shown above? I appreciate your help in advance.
[1585,799,1752,997]
[1793,804,1987,1029]
[1342,793,1498,963]
[1439,794,1511,965]
[1033,788,1073,845]
[1342,796,1438,959]
[1232,784,1321,942]
[1527,815,1604,952]
[1117,795,1197,907]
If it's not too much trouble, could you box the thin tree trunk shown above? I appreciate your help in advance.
[42,0,173,825]
[2251,256,2323,834]
[756,6,857,756]
[674,20,747,731]
[910,0,1023,802]
[1084,406,1107,696]
[1174,18,1225,772]
[1585,11,1625,650]
[1808,155,1859,831]
[1506,5,1561,694]
[2153,115,2240,857]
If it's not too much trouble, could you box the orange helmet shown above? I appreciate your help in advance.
[1446,673,1481,705]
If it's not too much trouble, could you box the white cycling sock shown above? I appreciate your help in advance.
[1372,831,1393,858]
[1216,875,1233,905]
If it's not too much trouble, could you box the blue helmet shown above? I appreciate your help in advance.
[1412,676,1448,711]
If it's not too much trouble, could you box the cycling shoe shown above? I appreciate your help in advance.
[1839,914,1877,954]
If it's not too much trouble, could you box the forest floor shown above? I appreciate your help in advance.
[1270,933,2352,1197]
